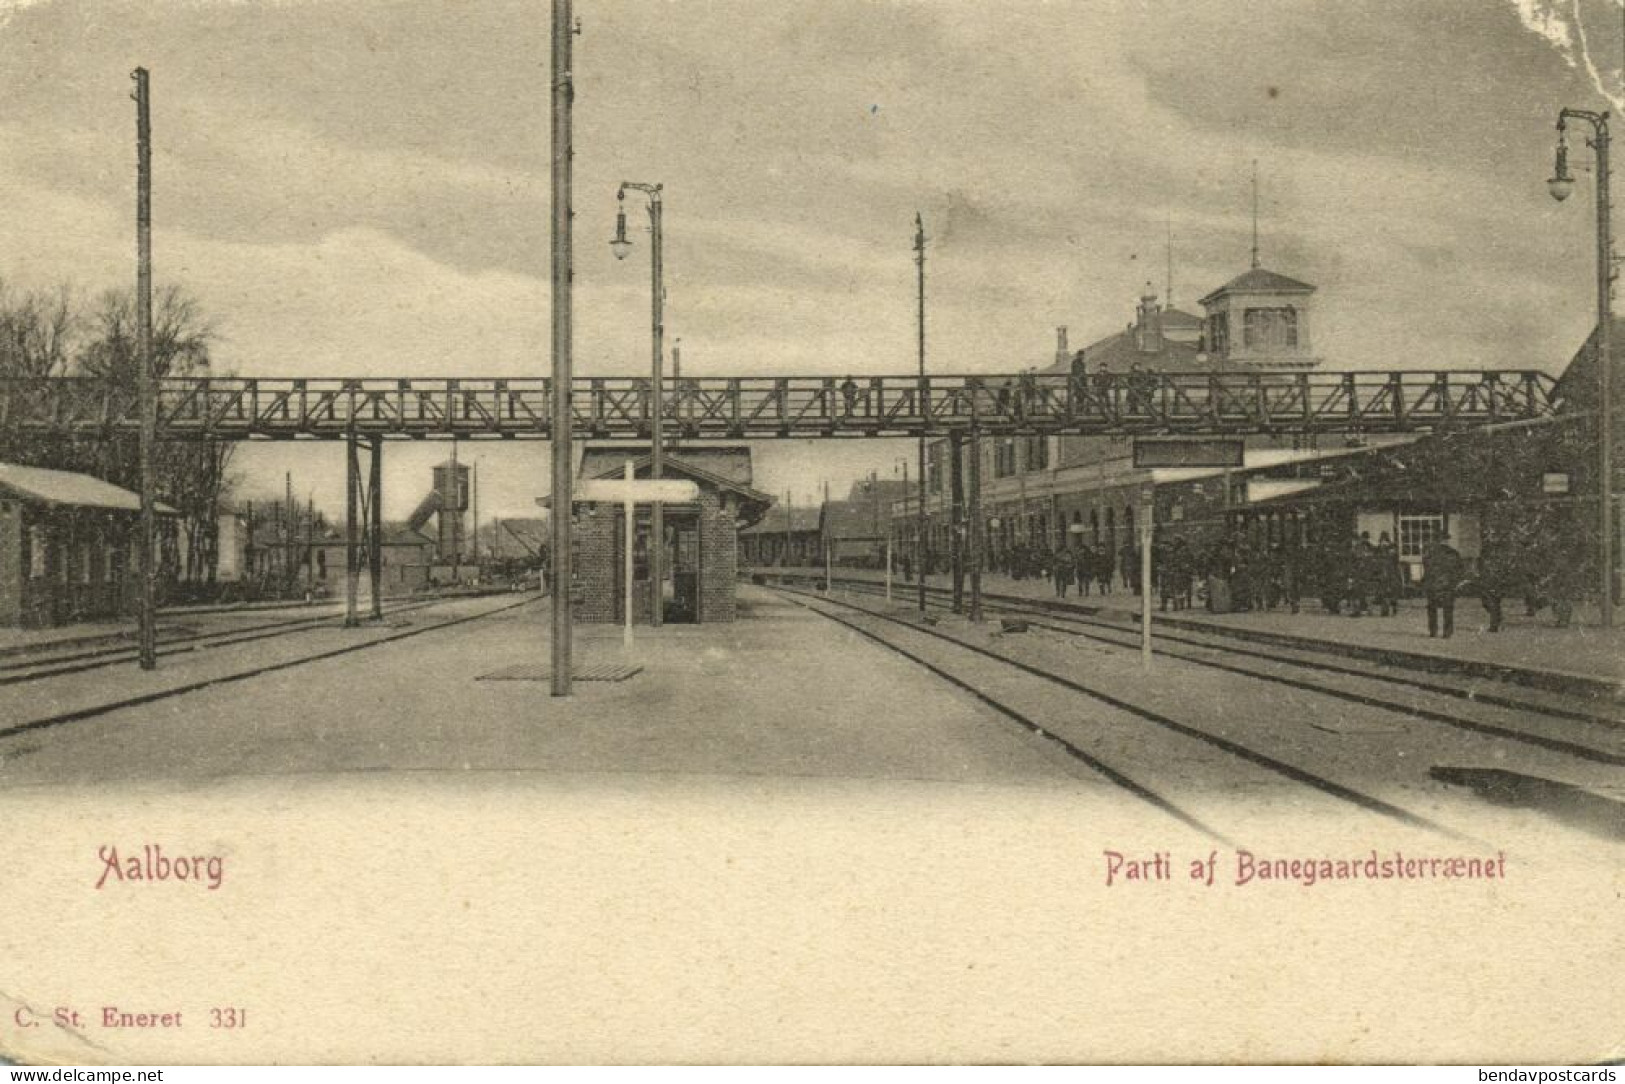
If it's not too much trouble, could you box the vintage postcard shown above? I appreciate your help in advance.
[0,0,1620,1065]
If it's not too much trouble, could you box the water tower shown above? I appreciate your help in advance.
[431,459,469,563]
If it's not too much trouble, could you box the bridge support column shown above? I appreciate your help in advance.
[369,435,384,620]
[344,432,360,628]
[950,433,964,614]
[968,424,984,624]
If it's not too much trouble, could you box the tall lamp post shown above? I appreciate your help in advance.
[611,181,666,628]
[1550,108,1615,629]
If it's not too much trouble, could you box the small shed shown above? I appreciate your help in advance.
[0,463,176,627]
[573,446,771,624]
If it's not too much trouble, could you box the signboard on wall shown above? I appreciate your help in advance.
[1132,437,1245,469]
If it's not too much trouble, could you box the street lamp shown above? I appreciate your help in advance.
[611,181,666,627]
[1550,108,1614,629]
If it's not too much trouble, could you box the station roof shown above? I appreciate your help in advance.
[1199,267,1316,305]
[0,463,176,515]
[574,447,773,529]
[580,445,754,487]
[847,477,910,502]
[821,500,889,541]
[1042,327,1209,376]
[741,505,822,536]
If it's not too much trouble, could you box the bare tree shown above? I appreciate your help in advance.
[74,284,236,584]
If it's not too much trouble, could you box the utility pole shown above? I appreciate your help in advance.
[550,0,575,695]
[969,394,984,623]
[914,212,928,615]
[450,438,461,574]
[823,479,832,591]
[472,458,480,568]
[950,433,965,613]
[671,338,682,446]
[284,471,294,595]
[132,67,157,670]
[902,457,910,579]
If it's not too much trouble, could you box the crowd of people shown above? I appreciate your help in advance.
[958,518,1593,635]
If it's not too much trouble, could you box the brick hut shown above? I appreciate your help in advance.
[573,445,771,624]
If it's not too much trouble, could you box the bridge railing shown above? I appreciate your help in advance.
[0,370,1559,440]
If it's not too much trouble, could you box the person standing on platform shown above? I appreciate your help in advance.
[1478,535,1514,633]
[1053,547,1074,599]
[1279,541,1302,615]
[1345,536,1371,617]
[1096,545,1114,596]
[1317,535,1344,614]
[1075,544,1094,596]
[1374,532,1402,617]
[1422,531,1465,639]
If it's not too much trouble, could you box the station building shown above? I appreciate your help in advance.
[897,262,1327,574]
[0,462,176,627]
[572,445,771,624]
[890,258,1603,593]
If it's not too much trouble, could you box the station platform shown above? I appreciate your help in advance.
[747,565,1625,701]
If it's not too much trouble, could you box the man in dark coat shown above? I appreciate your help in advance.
[1373,532,1403,617]
[1422,531,1466,639]
[1477,536,1516,633]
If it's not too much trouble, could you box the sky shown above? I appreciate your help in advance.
[0,0,1621,519]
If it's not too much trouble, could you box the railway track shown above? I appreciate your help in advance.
[0,598,445,687]
[770,584,1480,847]
[790,576,1625,768]
[0,592,544,742]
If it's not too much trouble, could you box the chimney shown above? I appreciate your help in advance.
[1055,326,1069,366]
[1135,284,1163,354]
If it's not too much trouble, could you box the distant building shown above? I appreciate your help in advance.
[307,524,439,597]
[0,463,177,627]
[738,505,821,567]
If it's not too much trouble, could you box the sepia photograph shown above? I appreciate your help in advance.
[0,0,1620,1066]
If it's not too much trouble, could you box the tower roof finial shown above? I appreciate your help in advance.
[1166,212,1174,304]
[1250,159,1261,270]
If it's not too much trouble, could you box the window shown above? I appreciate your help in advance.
[1207,312,1229,355]
[1024,436,1049,471]
[1242,307,1298,352]
[27,526,45,579]
[994,438,1017,478]
[1397,514,1444,560]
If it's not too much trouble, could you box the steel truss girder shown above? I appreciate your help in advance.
[0,370,1559,441]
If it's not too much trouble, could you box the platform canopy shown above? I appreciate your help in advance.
[0,462,176,515]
